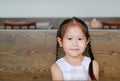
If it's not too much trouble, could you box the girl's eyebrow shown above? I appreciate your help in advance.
[64,35,85,37]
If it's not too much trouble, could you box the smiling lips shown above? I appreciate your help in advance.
[70,48,80,51]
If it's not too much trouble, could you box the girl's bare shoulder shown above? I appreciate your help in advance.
[93,60,99,80]
[51,63,63,80]
[51,63,60,72]
[93,60,99,69]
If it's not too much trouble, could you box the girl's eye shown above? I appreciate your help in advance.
[67,38,72,40]
[78,38,82,40]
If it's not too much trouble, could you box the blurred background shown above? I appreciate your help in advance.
[0,0,120,81]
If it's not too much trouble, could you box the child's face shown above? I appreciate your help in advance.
[57,25,89,57]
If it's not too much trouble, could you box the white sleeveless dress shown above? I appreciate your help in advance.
[56,56,91,80]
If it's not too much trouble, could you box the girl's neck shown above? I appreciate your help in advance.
[63,55,84,66]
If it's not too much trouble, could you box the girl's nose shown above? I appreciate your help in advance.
[72,39,78,46]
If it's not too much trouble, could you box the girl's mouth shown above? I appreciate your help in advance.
[70,48,80,51]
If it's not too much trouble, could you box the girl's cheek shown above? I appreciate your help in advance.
[79,42,86,47]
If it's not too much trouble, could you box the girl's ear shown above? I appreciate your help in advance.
[86,38,90,45]
[57,37,63,47]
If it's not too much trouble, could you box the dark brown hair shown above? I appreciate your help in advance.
[56,17,96,80]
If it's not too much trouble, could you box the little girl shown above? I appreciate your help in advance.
[51,17,99,81]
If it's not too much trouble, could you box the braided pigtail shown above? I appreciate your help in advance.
[56,30,60,60]
[87,42,96,80]
[56,40,59,61]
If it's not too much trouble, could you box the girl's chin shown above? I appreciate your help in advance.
[70,54,82,57]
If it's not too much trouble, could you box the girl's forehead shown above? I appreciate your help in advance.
[64,25,85,35]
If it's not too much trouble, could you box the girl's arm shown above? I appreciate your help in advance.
[89,60,99,81]
[51,63,64,81]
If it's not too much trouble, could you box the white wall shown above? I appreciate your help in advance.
[0,0,120,18]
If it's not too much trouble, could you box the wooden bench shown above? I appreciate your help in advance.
[102,22,120,29]
[4,21,37,29]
